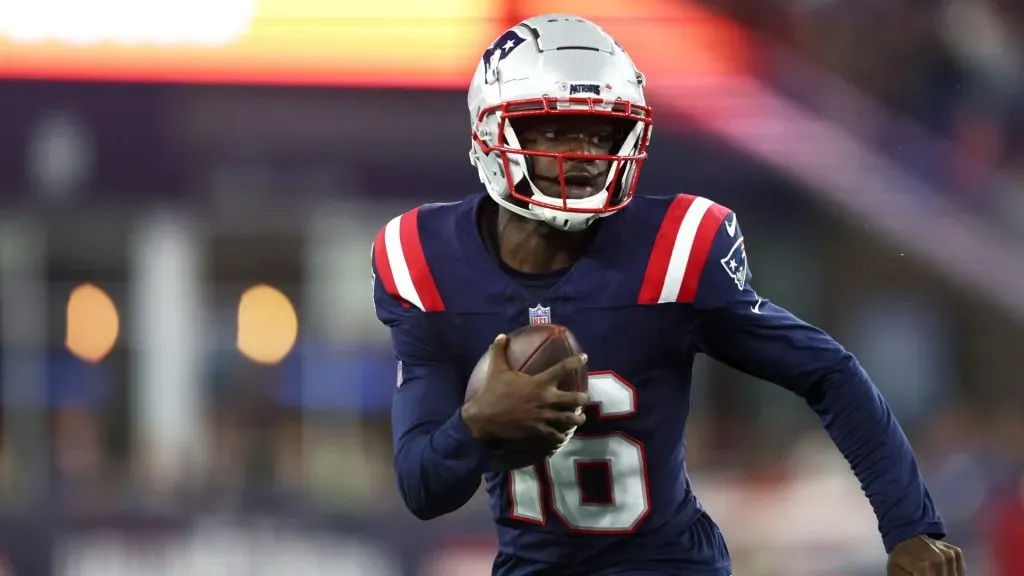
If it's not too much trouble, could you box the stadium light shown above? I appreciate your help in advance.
[65,282,119,363]
[0,0,747,87]
[236,283,298,365]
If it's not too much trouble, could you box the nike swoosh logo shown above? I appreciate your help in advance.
[751,298,763,314]
[724,215,737,237]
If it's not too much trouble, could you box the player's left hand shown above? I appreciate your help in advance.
[888,535,965,575]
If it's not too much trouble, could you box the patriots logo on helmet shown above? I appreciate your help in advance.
[720,237,749,291]
[482,30,526,81]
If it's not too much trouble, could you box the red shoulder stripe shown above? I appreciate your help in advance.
[638,195,697,304]
[677,203,730,303]
[398,207,445,312]
[374,207,445,312]
[638,195,727,304]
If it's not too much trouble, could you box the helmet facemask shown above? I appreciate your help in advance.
[472,96,652,231]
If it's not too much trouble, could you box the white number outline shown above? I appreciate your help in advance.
[509,371,651,534]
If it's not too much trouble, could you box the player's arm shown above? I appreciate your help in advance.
[372,242,495,521]
[686,205,945,553]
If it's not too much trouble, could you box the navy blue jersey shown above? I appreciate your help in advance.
[372,193,945,576]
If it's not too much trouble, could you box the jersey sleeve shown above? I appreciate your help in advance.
[371,211,493,520]
[686,203,946,552]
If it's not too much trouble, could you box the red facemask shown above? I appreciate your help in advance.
[473,96,653,216]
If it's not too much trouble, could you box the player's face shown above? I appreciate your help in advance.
[515,115,620,200]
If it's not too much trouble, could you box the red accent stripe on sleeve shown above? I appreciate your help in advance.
[677,203,730,303]
[638,195,697,305]
[397,207,445,312]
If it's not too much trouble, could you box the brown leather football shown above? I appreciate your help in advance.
[466,324,588,471]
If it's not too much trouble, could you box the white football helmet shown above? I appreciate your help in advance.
[468,14,653,231]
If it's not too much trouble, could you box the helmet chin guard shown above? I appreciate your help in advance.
[467,15,653,232]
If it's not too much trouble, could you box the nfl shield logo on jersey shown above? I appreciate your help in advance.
[528,304,552,325]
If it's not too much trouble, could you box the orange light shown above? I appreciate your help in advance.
[65,283,119,363]
[236,284,298,365]
[0,0,503,87]
[0,0,748,87]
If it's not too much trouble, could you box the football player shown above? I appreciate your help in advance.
[372,13,965,576]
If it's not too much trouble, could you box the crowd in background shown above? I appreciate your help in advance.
[716,0,1024,232]
[722,1,1024,570]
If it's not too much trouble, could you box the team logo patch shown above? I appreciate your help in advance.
[720,237,749,291]
[482,29,526,81]
[528,304,552,325]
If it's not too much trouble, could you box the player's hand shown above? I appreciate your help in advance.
[462,334,588,445]
[888,535,965,575]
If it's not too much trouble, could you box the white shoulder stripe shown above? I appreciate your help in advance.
[383,214,425,311]
[658,196,714,303]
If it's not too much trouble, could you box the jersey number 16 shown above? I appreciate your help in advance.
[509,371,651,533]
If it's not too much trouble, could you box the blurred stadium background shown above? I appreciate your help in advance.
[0,0,1022,574]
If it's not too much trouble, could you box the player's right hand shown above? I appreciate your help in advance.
[461,334,588,446]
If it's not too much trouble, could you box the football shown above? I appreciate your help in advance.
[466,324,588,472]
